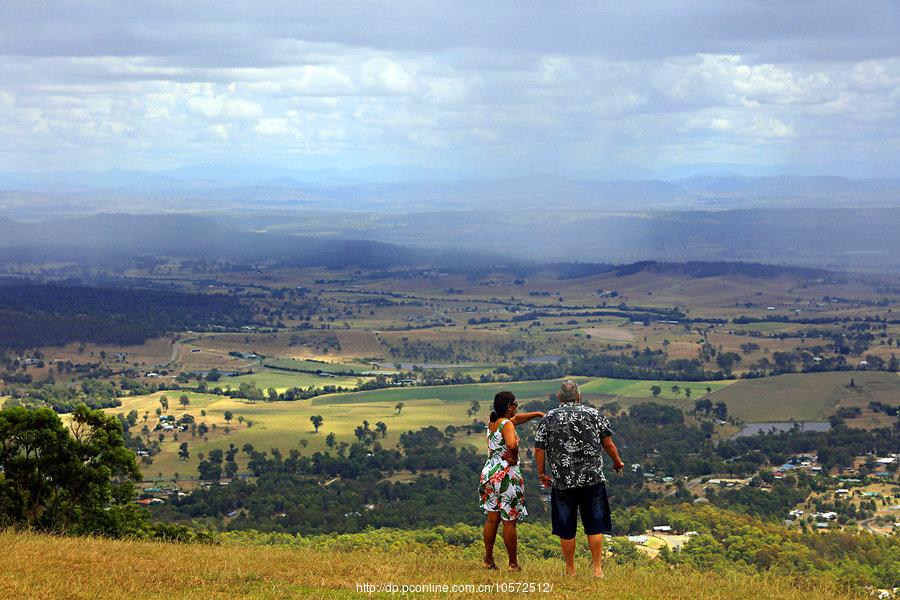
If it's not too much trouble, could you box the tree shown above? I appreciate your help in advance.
[467,400,481,418]
[375,421,387,438]
[325,432,336,448]
[650,385,662,398]
[0,404,142,535]
[159,396,169,412]
[670,385,681,396]
[268,387,279,402]
[178,442,189,461]
[310,414,324,433]
[695,398,713,414]
[395,402,405,415]
[714,401,728,421]
[223,410,234,424]
[179,394,190,409]
[684,387,692,399]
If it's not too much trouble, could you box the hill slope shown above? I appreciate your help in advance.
[0,531,862,599]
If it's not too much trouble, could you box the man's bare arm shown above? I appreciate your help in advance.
[534,447,552,487]
[601,436,625,473]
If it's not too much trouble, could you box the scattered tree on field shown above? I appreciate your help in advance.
[310,414,324,433]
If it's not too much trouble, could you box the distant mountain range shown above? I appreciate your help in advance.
[1,166,899,220]
[2,209,899,274]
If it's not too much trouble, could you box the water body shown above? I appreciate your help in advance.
[732,421,831,438]
[373,362,483,371]
[521,355,562,364]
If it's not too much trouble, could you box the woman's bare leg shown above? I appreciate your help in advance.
[502,520,520,570]
[483,512,500,569]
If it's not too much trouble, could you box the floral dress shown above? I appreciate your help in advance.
[479,418,527,521]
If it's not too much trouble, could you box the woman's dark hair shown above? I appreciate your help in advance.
[490,391,516,422]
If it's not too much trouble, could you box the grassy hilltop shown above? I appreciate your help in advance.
[0,530,862,600]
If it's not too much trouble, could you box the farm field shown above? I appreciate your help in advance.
[708,371,900,423]
[108,370,900,479]
[222,369,365,393]
[111,392,484,478]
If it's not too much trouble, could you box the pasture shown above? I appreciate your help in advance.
[708,371,900,423]
[115,375,737,478]
[222,369,364,393]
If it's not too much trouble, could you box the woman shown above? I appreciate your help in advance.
[479,391,544,571]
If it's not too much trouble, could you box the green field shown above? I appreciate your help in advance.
[314,377,733,406]
[709,370,900,423]
[222,369,364,392]
[579,378,731,399]
[313,378,591,406]
[110,372,898,479]
[120,376,736,478]
[113,392,485,478]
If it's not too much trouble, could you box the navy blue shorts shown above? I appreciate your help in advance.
[551,482,612,539]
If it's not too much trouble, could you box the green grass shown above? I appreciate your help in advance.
[114,392,483,478]
[579,378,731,399]
[710,370,900,423]
[222,369,364,393]
[311,378,593,406]
[114,372,895,478]
[314,377,734,406]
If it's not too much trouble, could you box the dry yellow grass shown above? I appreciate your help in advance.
[0,530,862,600]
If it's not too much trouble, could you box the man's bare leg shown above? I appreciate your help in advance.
[482,512,500,569]
[560,537,577,576]
[502,520,520,570]
[587,534,604,578]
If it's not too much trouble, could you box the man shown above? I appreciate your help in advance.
[533,379,624,578]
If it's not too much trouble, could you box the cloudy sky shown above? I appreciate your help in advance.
[2,1,899,178]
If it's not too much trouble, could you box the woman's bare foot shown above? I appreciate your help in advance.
[564,566,576,577]
[508,563,522,572]
[483,559,498,570]
[592,566,604,578]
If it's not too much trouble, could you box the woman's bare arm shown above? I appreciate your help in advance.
[511,411,544,426]
[501,420,519,465]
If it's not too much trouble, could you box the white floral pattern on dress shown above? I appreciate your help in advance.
[478,418,527,521]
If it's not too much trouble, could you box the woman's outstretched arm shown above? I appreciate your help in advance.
[511,411,544,426]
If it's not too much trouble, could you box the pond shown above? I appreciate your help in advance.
[732,421,831,438]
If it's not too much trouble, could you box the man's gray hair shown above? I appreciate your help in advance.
[558,379,581,403]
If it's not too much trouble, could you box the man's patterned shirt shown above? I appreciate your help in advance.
[533,403,613,490]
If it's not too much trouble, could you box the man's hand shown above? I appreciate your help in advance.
[613,460,625,474]
[538,473,553,488]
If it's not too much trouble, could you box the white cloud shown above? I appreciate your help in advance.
[361,57,417,94]
[186,95,262,119]
[254,118,290,136]
[0,9,897,175]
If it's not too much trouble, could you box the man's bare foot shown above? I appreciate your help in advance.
[483,559,498,570]
[592,565,604,578]
[564,566,576,577]
[508,563,522,572]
